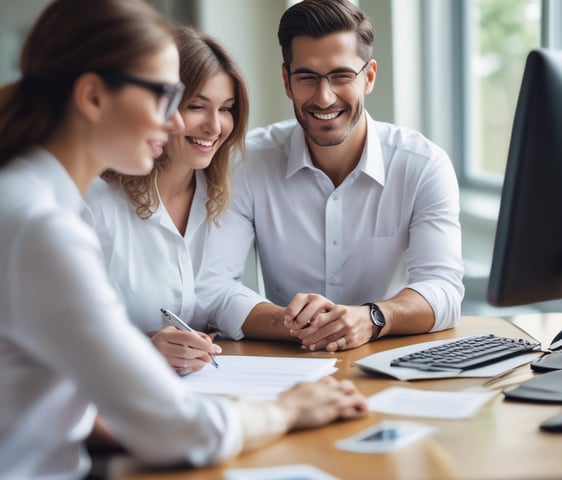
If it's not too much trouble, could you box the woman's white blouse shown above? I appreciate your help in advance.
[0,149,247,479]
[83,170,209,333]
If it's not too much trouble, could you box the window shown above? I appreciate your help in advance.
[424,0,561,190]
[422,0,562,314]
[464,0,541,185]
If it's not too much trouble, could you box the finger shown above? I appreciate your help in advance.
[174,358,209,376]
[196,331,222,353]
[299,308,340,338]
[285,294,335,330]
[338,379,359,394]
[293,308,343,341]
[300,320,344,351]
[284,293,309,323]
[321,336,347,353]
[159,340,217,362]
[162,329,219,355]
[339,401,369,418]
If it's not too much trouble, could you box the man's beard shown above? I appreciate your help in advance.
[294,99,364,147]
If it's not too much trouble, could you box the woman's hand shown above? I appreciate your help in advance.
[151,326,221,376]
[276,376,368,430]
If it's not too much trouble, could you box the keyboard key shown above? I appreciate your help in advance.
[391,334,540,371]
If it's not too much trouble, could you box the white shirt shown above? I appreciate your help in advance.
[197,115,465,340]
[0,148,285,480]
[83,170,209,333]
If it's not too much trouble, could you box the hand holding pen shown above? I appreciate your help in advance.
[160,308,220,369]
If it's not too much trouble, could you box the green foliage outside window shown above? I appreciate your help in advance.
[470,0,540,178]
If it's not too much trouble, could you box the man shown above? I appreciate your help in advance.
[197,0,464,352]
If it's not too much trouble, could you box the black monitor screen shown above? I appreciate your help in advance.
[488,48,562,307]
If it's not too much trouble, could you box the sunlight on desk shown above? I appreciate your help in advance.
[107,315,562,480]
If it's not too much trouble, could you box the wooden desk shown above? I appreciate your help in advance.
[110,315,562,480]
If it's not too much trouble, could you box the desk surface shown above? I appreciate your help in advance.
[110,315,562,480]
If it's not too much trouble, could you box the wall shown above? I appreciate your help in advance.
[2,0,540,314]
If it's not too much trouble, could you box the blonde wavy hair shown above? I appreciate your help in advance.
[102,25,249,224]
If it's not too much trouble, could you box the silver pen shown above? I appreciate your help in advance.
[160,308,219,369]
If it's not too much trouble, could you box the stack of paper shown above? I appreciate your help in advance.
[183,355,337,400]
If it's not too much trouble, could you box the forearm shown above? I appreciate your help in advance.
[377,288,435,336]
[225,398,289,452]
[241,302,295,341]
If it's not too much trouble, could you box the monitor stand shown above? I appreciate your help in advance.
[530,330,562,372]
[539,413,562,433]
[549,329,562,351]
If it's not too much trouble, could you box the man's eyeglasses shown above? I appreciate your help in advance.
[287,61,370,92]
[97,71,185,120]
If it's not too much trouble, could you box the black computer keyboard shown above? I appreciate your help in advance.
[390,334,540,371]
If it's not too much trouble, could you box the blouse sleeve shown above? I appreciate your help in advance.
[8,211,287,466]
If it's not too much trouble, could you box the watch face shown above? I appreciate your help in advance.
[371,305,385,327]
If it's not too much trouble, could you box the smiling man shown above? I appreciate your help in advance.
[197,0,465,352]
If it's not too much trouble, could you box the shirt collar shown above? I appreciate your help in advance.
[186,169,208,239]
[358,113,385,187]
[285,113,386,186]
[286,125,313,178]
[154,169,208,238]
[27,146,84,215]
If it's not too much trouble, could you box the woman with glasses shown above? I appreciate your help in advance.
[0,1,367,478]
[84,26,246,375]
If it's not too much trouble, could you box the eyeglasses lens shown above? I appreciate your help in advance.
[161,83,185,120]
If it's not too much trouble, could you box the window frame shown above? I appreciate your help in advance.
[425,0,561,192]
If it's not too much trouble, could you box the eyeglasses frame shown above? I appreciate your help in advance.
[286,60,371,90]
[97,71,185,120]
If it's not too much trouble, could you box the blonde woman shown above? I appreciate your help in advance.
[85,26,248,375]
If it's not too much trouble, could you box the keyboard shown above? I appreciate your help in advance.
[390,334,540,371]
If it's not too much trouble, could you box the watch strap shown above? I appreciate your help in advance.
[362,302,385,341]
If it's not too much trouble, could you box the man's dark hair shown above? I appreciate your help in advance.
[278,0,375,67]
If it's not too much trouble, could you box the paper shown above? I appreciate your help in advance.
[336,420,436,453]
[224,464,339,480]
[355,336,540,381]
[367,386,496,419]
[183,355,337,400]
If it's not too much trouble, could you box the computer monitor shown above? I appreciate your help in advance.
[487,48,562,308]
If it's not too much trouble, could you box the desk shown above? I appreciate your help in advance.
[110,315,562,480]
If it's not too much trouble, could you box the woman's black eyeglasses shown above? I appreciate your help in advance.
[97,71,185,121]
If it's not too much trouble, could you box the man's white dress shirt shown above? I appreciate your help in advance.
[197,115,465,340]
[84,169,209,333]
[0,148,286,480]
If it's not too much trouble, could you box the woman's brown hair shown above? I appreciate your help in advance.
[0,0,175,166]
[103,25,249,224]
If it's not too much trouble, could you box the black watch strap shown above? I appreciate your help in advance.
[362,302,385,341]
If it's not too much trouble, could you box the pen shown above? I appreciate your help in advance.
[160,308,219,369]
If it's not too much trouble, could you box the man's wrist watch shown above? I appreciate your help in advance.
[362,302,385,340]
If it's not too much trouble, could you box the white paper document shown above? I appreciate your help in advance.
[367,386,497,419]
[355,336,540,381]
[183,355,337,400]
[224,464,339,480]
